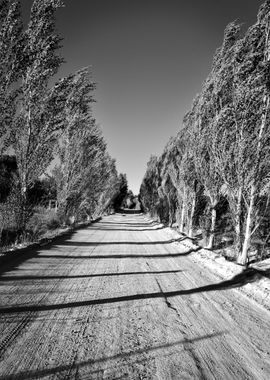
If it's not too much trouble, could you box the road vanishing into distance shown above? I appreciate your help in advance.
[0,213,270,380]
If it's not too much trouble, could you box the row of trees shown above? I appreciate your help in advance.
[140,1,270,265]
[0,0,126,241]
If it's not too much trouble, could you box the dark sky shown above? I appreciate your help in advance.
[23,0,262,193]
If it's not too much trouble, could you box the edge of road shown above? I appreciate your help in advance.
[0,216,102,266]
[1,212,269,312]
[159,222,270,312]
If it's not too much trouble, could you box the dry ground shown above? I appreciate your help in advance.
[0,213,269,379]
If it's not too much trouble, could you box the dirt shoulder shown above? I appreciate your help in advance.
[161,224,270,312]
[0,217,102,265]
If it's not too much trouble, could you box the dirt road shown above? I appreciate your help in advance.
[0,213,270,379]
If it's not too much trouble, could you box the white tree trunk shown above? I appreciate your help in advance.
[180,201,186,232]
[207,207,216,249]
[238,184,256,265]
[234,187,242,253]
[188,195,196,237]
[167,196,173,227]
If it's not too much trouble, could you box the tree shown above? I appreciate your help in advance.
[140,155,161,219]
[11,0,65,228]
[206,22,245,253]
[94,156,120,216]
[0,0,23,153]
[237,2,270,264]
[140,1,270,262]
[113,173,128,210]
[53,67,96,221]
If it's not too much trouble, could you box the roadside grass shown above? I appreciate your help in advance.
[0,206,64,254]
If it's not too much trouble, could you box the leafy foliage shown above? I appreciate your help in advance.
[0,0,126,245]
[140,1,270,264]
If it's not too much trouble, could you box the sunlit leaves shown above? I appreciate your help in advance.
[140,1,270,259]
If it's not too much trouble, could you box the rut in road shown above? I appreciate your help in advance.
[0,213,270,380]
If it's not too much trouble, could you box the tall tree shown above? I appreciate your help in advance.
[140,156,161,219]
[209,22,245,254]
[11,0,65,228]
[53,68,96,221]
[0,0,23,153]
[237,1,270,264]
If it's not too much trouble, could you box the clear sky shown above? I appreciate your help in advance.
[23,0,262,194]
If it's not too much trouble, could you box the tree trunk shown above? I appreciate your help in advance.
[238,184,256,265]
[237,58,270,265]
[207,207,216,249]
[188,195,196,237]
[176,194,182,230]
[17,174,28,233]
[179,200,186,232]
[234,187,242,254]
[167,196,173,227]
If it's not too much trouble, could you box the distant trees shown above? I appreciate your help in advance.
[113,173,128,210]
[140,155,161,219]
[140,1,270,265]
[0,0,126,244]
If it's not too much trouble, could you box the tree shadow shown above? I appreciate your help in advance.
[0,226,189,278]
[36,247,202,260]
[0,270,184,282]
[0,228,79,278]
[116,209,142,215]
[99,221,159,227]
[57,237,187,246]
[0,332,225,380]
[88,227,165,232]
[0,268,267,315]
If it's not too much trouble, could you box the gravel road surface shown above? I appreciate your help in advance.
[0,213,269,379]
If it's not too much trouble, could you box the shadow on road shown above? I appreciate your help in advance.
[0,228,78,278]
[36,247,202,260]
[0,226,186,278]
[88,227,165,232]
[54,237,187,246]
[0,270,184,282]
[116,209,142,215]
[0,332,225,380]
[98,222,159,227]
[0,268,268,315]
